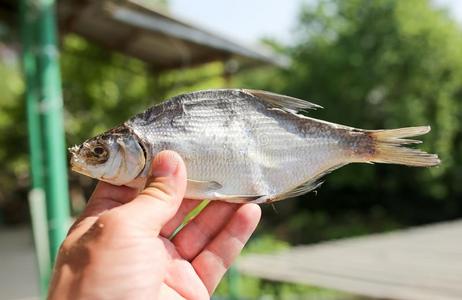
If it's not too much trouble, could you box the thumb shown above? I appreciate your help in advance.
[117,150,187,234]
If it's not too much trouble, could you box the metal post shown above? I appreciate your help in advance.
[20,0,51,296]
[28,189,51,297]
[35,0,71,262]
[21,0,44,195]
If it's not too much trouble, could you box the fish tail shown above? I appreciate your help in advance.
[363,126,440,167]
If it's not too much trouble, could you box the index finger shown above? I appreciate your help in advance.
[81,181,139,218]
[192,203,261,294]
[68,182,139,235]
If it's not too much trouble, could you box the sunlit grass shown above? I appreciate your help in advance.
[169,199,211,240]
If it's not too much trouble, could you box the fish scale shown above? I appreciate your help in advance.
[130,90,356,198]
[70,89,440,203]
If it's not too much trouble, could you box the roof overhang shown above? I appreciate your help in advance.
[58,0,288,70]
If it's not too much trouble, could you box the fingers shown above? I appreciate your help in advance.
[81,182,139,217]
[172,201,240,260]
[112,150,187,234]
[161,239,209,300]
[192,203,261,295]
[90,181,139,205]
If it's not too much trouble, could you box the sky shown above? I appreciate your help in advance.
[169,0,306,45]
[170,0,462,45]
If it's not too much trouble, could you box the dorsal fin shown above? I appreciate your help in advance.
[243,89,323,113]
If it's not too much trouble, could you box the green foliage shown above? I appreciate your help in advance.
[288,0,462,188]
[61,35,227,146]
[236,0,462,243]
[61,35,158,145]
[0,34,227,218]
[0,58,28,186]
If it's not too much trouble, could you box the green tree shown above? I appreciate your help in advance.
[239,0,462,242]
[61,35,227,147]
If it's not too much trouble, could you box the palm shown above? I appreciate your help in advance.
[65,183,259,300]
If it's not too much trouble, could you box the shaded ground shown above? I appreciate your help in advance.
[0,226,39,300]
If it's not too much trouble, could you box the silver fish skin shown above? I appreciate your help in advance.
[70,89,440,203]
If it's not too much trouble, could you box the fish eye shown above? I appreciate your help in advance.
[93,146,105,156]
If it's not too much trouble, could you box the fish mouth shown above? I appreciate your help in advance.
[68,145,81,156]
[70,160,95,178]
[69,145,91,176]
[70,163,83,173]
[70,158,87,174]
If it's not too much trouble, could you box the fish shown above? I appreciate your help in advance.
[69,89,440,204]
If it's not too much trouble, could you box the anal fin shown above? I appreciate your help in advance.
[263,179,324,203]
[258,163,347,204]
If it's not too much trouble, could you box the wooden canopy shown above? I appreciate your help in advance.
[57,0,287,70]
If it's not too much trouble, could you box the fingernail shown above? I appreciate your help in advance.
[152,151,180,178]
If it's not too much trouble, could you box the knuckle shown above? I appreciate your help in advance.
[209,246,232,270]
[59,239,73,254]
[97,209,127,227]
[141,181,176,202]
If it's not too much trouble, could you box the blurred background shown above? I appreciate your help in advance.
[0,0,461,299]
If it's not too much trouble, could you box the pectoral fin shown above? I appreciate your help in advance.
[186,179,222,199]
[185,180,265,203]
[211,193,264,203]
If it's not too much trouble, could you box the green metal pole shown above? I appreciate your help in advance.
[21,0,44,192]
[36,0,71,262]
[20,0,51,296]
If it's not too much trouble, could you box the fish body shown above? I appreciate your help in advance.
[70,89,440,203]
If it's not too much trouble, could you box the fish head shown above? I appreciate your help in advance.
[69,131,146,186]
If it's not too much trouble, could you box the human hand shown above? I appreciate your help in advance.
[48,151,261,300]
